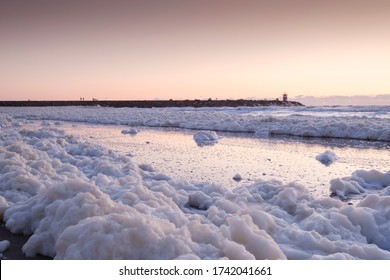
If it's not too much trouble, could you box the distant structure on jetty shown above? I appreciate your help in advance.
[0,98,304,108]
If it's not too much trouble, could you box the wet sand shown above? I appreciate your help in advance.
[64,123,390,197]
[0,222,52,260]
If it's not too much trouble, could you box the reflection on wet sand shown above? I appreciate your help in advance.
[63,123,390,199]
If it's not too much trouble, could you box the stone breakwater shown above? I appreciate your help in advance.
[0,99,303,108]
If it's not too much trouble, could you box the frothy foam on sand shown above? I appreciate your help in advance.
[193,131,219,146]
[2,106,390,142]
[1,113,390,259]
[316,150,338,166]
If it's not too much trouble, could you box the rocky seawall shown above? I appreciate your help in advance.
[0,99,303,108]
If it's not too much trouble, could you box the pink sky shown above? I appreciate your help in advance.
[1,0,389,103]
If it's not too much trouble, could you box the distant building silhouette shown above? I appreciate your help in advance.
[283,93,288,101]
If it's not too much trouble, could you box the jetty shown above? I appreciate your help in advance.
[0,99,303,108]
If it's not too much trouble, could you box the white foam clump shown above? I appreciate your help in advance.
[193,131,219,146]
[121,128,139,135]
[2,106,390,142]
[0,114,13,128]
[0,196,9,219]
[1,114,390,260]
[316,150,338,166]
[330,170,390,199]
[0,240,11,253]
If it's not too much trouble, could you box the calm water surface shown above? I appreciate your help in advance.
[55,122,390,199]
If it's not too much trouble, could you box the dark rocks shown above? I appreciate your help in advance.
[0,99,304,108]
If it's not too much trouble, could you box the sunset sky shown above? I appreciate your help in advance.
[1,0,389,103]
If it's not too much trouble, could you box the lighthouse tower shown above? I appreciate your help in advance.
[282,92,288,102]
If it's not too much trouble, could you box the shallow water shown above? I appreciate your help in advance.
[57,122,390,199]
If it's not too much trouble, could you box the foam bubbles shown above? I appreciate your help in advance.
[3,106,390,142]
[121,128,140,135]
[0,196,9,219]
[0,240,10,253]
[330,170,390,199]
[193,131,219,146]
[1,113,390,260]
[316,150,338,166]
[0,114,13,128]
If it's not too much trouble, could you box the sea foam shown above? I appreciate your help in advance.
[1,113,390,259]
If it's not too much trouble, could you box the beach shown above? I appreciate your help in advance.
[1,105,390,260]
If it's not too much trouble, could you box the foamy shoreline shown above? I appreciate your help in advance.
[1,105,390,142]
[1,108,390,260]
